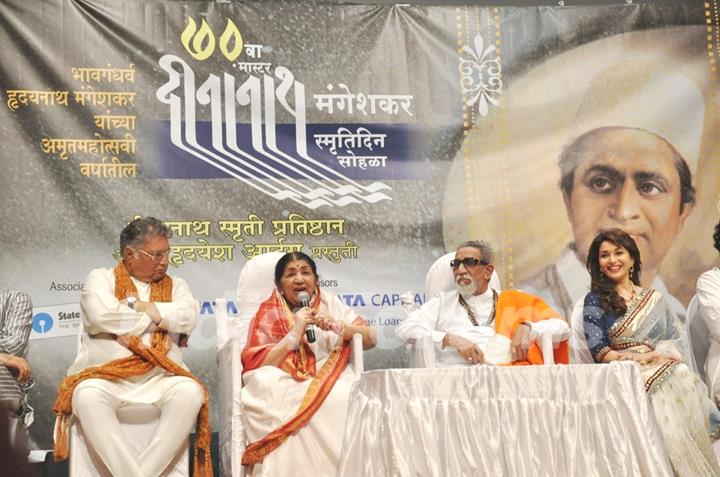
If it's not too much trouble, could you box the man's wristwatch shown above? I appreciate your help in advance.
[126,296,137,309]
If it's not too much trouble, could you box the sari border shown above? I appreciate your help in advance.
[595,346,612,362]
[610,288,653,338]
[611,341,655,352]
[645,360,680,396]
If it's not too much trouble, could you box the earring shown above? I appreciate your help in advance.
[630,265,634,275]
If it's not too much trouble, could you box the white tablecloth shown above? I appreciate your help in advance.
[339,363,672,477]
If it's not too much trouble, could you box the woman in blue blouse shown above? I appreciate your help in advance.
[583,228,719,477]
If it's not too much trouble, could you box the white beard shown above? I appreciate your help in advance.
[456,276,476,297]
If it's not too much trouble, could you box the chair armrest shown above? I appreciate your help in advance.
[540,332,555,365]
[351,333,363,376]
[406,335,436,368]
[217,336,245,477]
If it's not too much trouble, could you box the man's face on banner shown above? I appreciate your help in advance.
[562,127,692,276]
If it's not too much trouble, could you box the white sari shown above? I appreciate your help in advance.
[584,289,720,477]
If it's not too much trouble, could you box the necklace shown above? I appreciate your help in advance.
[459,289,498,327]
[618,285,637,303]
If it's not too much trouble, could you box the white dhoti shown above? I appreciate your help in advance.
[71,374,204,477]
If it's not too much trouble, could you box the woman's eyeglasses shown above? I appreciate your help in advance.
[450,257,489,269]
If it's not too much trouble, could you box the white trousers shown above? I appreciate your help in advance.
[72,377,204,477]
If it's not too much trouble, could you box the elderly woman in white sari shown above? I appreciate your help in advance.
[240,252,376,477]
[583,229,720,477]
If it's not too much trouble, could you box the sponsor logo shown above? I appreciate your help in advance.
[32,313,54,334]
[30,304,82,340]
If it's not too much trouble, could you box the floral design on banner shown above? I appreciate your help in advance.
[459,34,502,117]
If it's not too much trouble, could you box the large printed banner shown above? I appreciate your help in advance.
[1,1,718,447]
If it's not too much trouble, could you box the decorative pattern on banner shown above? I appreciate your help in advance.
[707,0,720,210]
[455,6,514,288]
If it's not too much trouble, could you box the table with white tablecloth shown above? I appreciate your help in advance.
[338,363,672,477]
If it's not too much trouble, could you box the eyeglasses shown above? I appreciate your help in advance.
[135,247,171,263]
[450,257,489,269]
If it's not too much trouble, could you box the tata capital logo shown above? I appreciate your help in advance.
[32,312,54,334]
[181,18,244,61]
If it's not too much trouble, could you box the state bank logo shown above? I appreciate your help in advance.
[29,304,81,341]
[32,312,54,334]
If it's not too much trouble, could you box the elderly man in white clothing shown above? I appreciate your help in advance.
[396,241,570,366]
[53,217,211,477]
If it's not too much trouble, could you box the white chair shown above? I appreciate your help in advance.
[64,335,189,477]
[216,252,364,477]
[569,298,595,364]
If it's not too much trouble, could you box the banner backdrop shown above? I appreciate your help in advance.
[1,1,718,448]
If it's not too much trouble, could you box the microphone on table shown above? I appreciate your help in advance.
[297,291,315,343]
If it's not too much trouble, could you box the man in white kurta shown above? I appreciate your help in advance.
[68,217,204,477]
[396,241,569,367]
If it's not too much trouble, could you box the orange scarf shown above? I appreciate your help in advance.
[53,262,213,476]
[495,289,569,365]
[241,289,323,379]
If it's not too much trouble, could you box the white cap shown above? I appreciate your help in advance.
[570,62,704,172]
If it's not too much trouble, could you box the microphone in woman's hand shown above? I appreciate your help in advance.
[298,291,315,343]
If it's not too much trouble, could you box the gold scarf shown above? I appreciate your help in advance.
[53,262,212,476]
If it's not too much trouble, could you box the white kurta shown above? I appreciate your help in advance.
[70,267,198,403]
[241,291,360,477]
[697,267,720,402]
[395,288,568,366]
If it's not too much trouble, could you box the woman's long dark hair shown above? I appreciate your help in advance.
[586,229,642,317]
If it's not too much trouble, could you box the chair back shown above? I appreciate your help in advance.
[217,252,284,477]
[569,298,594,364]
[687,294,709,381]
[231,252,285,350]
[425,252,502,298]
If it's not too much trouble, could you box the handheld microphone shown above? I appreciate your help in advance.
[297,291,315,343]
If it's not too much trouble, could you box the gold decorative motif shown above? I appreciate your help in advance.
[219,19,243,61]
[181,18,215,61]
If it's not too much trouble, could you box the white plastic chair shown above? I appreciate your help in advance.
[569,298,595,364]
[216,252,364,477]
[64,335,189,477]
[686,295,710,382]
